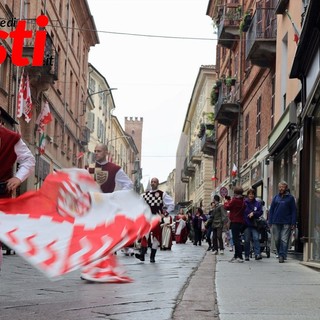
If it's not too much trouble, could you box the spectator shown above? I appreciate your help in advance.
[268,181,297,263]
[224,186,245,263]
[211,195,227,255]
[192,207,207,246]
[243,188,263,261]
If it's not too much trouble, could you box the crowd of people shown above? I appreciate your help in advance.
[151,181,296,266]
[0,124,297,280]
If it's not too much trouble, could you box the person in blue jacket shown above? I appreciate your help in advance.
[268,181,297,263]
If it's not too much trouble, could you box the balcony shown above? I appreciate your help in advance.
[245,7,277,67]
[189,142,201,164]
[184,157,195,177]
[23,19,59,91]
[217,3,241,49]
[201,132,216,156]
[215,84,240,126]
[180,169,189,183]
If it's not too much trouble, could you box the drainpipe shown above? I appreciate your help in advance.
[14,0,25,121]
[63,0,71,137]
[236,0,244,187]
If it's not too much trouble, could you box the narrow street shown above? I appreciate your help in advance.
[0,242,216,320]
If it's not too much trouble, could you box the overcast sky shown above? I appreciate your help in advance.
[87,0,216,186]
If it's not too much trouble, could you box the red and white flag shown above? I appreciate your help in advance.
[285,10,300,45]
[36,101,52,133]
[38,133,46,155]
[76,152,84,160]
[16,71,33,123]
[0,169,157,281]
[231,163,238,177]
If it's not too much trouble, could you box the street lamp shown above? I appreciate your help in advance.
[80,87,117,116]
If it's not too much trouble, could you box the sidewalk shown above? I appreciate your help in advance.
[215,249,320,320]
[174,247,320,320]
[172,246,218,320]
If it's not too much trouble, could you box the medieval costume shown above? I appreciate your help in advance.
[175,213,188,244]
[81,156,134,282]
[0,126,35,267]
[135,181,174,263]
[160,209,174,250]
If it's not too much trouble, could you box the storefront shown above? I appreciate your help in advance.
[268,101,300,251]
[289,0,320,264]
[268,102,299,196]
[307,107,320,262]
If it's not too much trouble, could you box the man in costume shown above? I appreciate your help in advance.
[87,143,133,192]
[0,125,35,198]
[0,125,35,266]
[135,177,174,263]
[81,143,134,281]
[0,168,156,281]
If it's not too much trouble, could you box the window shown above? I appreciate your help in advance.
[219,150,223,182]
[59,0,63,17]
[0,58,8,90]
[98,86,103,109]
[77,32,80,58]
[233,126,237,159]
[271,75,275,130]
[87,112,95,132]
[245,114,249,160]
[71,18,75,46]
[256,96,261,148]
[69,71,73,111]
[89,77,96,94]
[75,81,79,117]
[281,34,288,113]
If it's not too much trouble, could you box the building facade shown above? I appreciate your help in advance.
[205,0,316,260]
[0,1,143,196]
[0,0,99,194]
[290,0,320,265]
[206,0,276,210]
[125,117,143,193]
[86,63,116,165]
[176,65,217,213]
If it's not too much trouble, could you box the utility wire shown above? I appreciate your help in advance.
[52,24,245,42]
[70,25,216,41]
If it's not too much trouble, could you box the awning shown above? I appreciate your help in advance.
[268,101,298,155]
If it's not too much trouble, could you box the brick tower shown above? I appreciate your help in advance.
[125,117,143,158]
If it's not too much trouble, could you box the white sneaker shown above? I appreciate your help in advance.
[229,257,236,263]
[212,250,218,255]
[220,250,224,255]
[236,258,244,263]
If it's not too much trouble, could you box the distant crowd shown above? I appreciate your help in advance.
[161,181,297,264]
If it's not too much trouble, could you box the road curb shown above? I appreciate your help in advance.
[172,250,219,319]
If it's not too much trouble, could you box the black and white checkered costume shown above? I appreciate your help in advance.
[142,190,164,215]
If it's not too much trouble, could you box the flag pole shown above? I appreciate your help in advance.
[285,10,300,44]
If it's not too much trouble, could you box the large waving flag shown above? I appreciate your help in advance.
[36,101,53,133]
[16,70,33,123]
[0,169,158,281]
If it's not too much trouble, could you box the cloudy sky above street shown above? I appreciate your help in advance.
[87,0,216,185]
